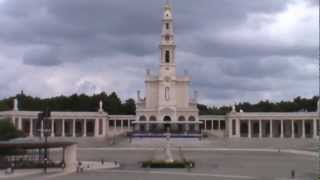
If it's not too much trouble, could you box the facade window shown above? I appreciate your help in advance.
[178,116,185,121]
[165,87,170,100]
[165,50,170,63]
[166,23,169,30]
[188,116,195,121]
[139,116,146,121]
[163,116,171,121]
[149,116,157,121]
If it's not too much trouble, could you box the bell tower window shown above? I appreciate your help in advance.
[166,23,169,30]
[165,87,170,100]
[165,50,170,63]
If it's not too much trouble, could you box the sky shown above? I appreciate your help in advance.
[0,0,318,106]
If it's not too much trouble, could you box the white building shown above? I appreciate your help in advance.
[134,2,199,135]
[0,1,319,140]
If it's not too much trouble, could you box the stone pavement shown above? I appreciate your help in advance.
[49,136,319,152]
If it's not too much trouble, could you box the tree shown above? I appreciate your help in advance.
[123,99,136,115]
[0,119,24,141]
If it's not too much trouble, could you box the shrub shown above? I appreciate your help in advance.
[141,160,195,168]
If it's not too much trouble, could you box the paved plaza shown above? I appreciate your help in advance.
[1,137,318,180]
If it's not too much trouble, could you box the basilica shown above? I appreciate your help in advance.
[0,2,319,140]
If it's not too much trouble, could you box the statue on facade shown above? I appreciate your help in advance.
[13,98,18,111]
[98,100,103,112]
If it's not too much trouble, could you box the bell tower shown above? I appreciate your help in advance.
[159,0,176,77]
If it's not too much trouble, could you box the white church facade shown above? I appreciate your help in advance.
[0,2,319,140]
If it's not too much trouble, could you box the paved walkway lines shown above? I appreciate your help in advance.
[104,169,255,179]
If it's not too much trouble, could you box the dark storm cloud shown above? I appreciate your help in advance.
[23,46,62,66]
[0,0,291,65]
[0,0,318,105]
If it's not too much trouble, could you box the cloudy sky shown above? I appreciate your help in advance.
[0,0,318,106]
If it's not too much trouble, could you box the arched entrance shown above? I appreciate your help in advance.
[163,116,171,133]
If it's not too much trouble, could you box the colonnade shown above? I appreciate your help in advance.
[200,120,225,131]
[229,119,319,139]
[12,117,106,138]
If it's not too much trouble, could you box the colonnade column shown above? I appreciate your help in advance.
[204,120,207,130]
[121,120,124,130]
[40,120,44,138]
[51,119,55,137]
[83,119,87,137]
[29,119,33,137]
[103,118,107,136]
[11,116,15,126]
[62,119,65,137]
[302,120,305,138]
[94,119,99,137]
[248,120,251,138]
[218,120,221,130]
[270,120,273,138]
[236,119,240,137]
[18,117,22,130]
[280,120,284,138]
[72,120,76,137]
[259,120,262,138]
[313,118,317,139]
[291,120,294,138]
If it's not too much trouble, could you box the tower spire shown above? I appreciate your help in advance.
[159,0,176,77]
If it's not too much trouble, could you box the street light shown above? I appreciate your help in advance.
[37,109,51,174]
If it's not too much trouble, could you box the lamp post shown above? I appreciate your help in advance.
[37,109,51,174]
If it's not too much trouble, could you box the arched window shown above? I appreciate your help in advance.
[139,116,146,121]
[149,116,157,121]
[165,50,170,63]
[165,87,170,101]
[166,23,169,30]
[188,116,196,121]
[163,116,171,122]
[178,116,185,121]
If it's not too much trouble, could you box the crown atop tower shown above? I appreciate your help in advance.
[163,0,173,20]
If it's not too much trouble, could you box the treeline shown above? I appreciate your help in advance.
[0,92,135,115]
[0,92,318,115]
[198,96,319,115]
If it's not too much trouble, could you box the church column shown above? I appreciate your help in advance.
[259,120,262,138]
[72,119,76,137]
[270,120,273,138]
[83,119,87,137]
[29,119,33,137]
[51,119,55,137]
[248,120,251,138]
[313,118,317,139]
[302,120,305,138]
[62,119,65,137]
